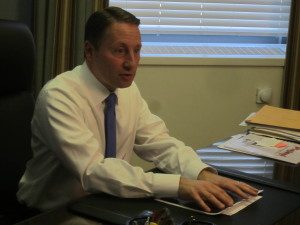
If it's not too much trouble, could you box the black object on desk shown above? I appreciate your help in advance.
[68,167,300,225]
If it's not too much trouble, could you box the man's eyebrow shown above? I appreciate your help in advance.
[115,42,142,48]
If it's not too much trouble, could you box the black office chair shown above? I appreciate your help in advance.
[0,19,35,224]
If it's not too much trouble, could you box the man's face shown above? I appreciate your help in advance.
[85,22,142,92]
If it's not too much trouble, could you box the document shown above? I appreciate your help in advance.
[245,105,300,130]
[156,190,263,216]
[248,125,300,143]
[241,106,300,143]
[218,134,300,165]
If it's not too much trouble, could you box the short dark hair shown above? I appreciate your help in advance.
[84,6,140,48]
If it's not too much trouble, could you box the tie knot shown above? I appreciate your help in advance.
[105,93,117,106]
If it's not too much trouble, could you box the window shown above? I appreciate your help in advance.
[197,142,274,178]
[110,0,291,58]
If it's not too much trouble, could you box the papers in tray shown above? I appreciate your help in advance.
[245,105,300,143]
[218,134,300,165]
[248,126,300,143]
[156,190,263,216]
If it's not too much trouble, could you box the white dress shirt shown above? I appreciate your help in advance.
[17,62,212,210]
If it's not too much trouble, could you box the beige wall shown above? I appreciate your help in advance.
[131,57,285,170]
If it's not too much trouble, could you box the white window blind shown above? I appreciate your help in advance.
[197,146,274,178]
[110,0,290,37]
[110,0,291,57]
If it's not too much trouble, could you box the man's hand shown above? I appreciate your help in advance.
[178,169,259,212]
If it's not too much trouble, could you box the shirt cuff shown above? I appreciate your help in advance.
[152,173,180,198]
[181,160,217,179]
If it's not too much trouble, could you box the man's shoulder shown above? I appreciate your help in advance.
[44,66,82,90]
[38,65,83,101]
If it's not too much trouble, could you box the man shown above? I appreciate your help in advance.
[17,7,258,212]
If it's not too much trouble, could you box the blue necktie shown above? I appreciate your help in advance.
[104,93,117,158]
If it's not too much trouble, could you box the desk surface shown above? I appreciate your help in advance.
[16,167,300,225]
[15,140,300,225]
[15,207,102,225]
[67,166,300,225]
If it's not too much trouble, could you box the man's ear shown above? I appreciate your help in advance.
[84,40,95,60]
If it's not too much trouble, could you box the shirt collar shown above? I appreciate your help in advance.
[80,61,119,106]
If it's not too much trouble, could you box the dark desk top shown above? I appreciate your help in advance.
[16,166,300,225]
[15,138,300,225]
[15,207,102,225]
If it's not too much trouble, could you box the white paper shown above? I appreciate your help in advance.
[218,134,300,165]
[155,191,263,216]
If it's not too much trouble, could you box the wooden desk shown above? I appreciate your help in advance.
[15,206,103,225]
[16,167,300,225]
[15,139,300,225]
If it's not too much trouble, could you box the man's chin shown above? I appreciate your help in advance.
[118,77,135,88]
[118,81,134,89]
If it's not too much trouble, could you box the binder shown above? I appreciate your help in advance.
[245,105,300,143]
[246,105,300,131]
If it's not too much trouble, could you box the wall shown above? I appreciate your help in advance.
[0,0,32,29]
[131,57,284,170]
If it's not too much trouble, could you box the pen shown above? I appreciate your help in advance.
[144,216,150,225]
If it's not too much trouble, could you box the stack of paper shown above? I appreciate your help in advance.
[218,105,300,165]
[218,134,300,165]
[245,105,300,143]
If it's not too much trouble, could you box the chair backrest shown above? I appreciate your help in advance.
[0,19,35,223]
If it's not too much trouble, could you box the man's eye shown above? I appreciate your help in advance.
[114,48,125,54]
[134,48,141,54]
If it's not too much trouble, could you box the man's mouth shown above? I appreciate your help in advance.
[120,73,133,76]
[120,73,134,81]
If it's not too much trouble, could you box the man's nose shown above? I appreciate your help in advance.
[124,52,139,69]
